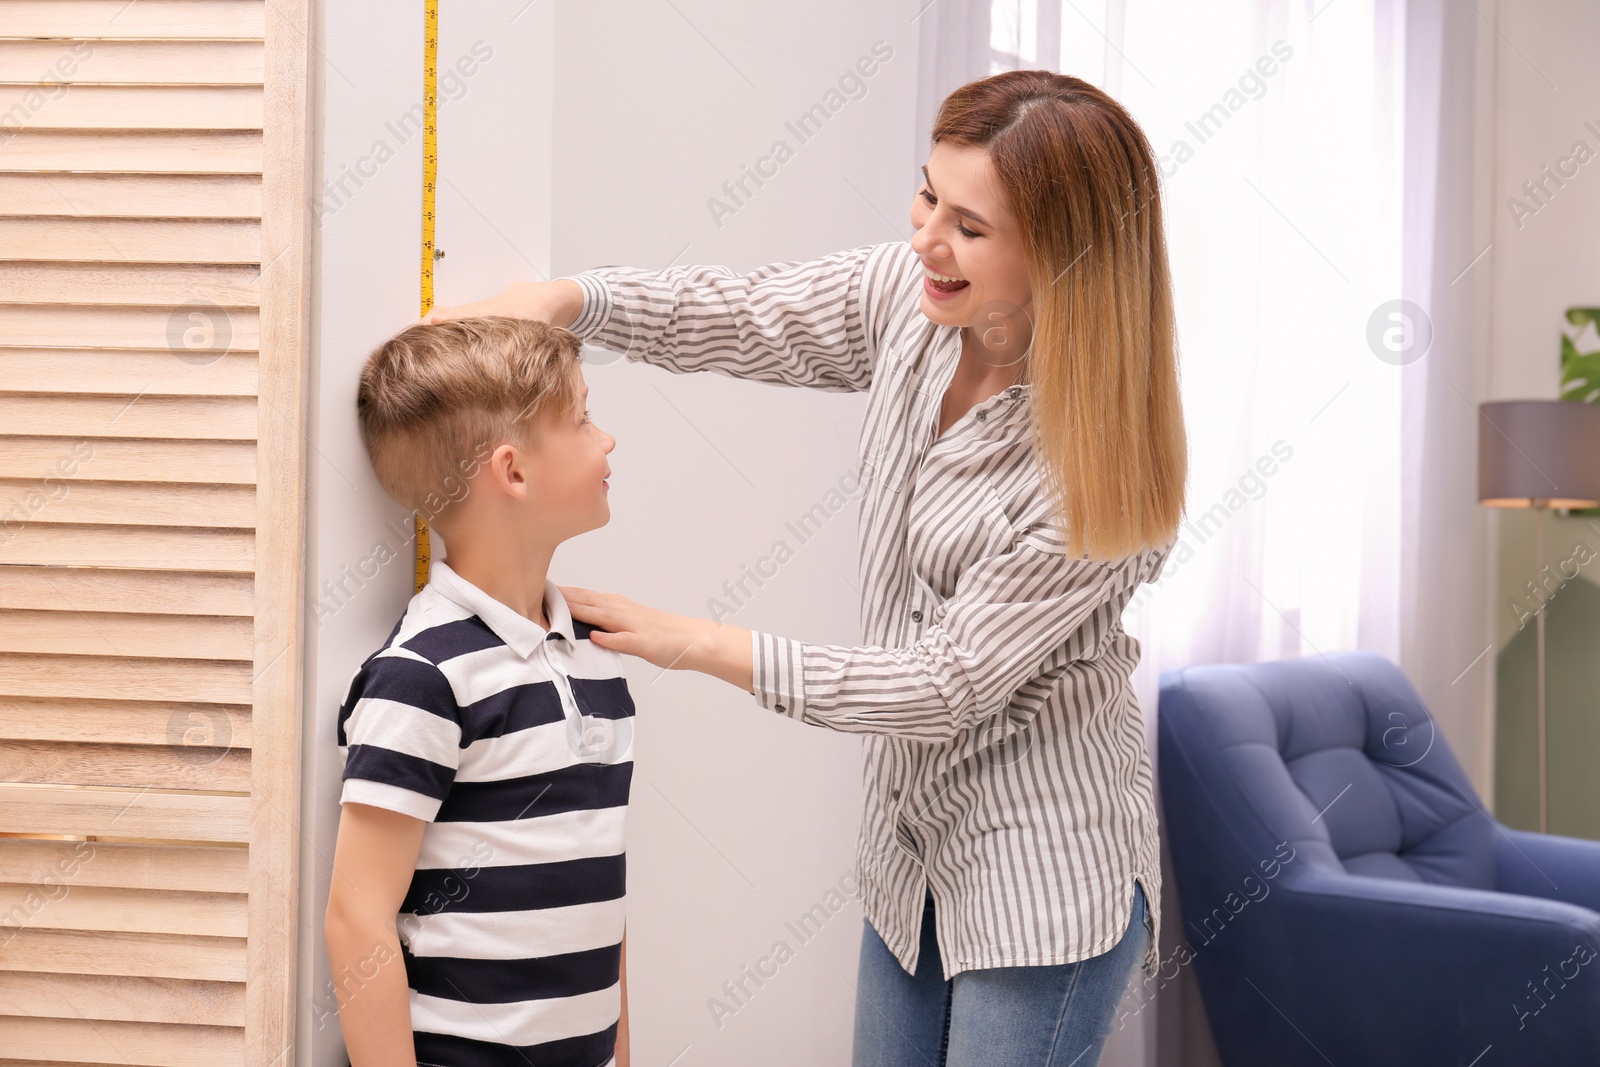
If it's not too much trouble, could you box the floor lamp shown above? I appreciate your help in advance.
[1477,399,1600,833]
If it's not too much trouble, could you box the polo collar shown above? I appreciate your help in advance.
[428,557,577,657]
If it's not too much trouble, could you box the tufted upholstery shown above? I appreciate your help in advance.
[1159,651,1600,1066]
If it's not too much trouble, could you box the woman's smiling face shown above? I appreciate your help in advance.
[909,141,1033,338]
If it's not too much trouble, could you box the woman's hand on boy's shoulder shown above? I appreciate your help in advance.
[559,586,698,669]
[560,586,754,693]
[422,278,583,329]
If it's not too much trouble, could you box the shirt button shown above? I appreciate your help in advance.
[890,788,901,800]
[774,703,786,713]
[1007,386,1022,399]
[910,609,922,622]
[975,410,987,422]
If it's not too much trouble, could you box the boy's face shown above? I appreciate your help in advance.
[520,364,615,540]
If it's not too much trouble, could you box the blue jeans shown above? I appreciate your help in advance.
[852,881,1151,1067]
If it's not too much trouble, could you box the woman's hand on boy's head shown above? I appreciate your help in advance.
[422,279,584,328]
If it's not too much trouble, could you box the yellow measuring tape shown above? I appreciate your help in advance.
[415,0,439,594]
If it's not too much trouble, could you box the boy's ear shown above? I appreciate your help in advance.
[486,441,532,499]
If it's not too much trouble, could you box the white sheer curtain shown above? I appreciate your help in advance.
[1396,0,1494,812]
[921,0,1408,674]
[917,1,1485,1064]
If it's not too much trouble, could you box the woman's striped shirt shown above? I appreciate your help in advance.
[567,240,1169,981]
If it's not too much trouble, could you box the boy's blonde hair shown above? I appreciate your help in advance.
[357,316,583,519]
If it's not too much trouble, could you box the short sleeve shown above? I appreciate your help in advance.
[336,651,464,822]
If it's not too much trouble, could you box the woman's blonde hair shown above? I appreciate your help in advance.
[933,70,1187,560]
[357,316,583,519]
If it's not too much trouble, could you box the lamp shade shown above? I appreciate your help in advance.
[1478,399,1600,508]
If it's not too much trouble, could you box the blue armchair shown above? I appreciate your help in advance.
[1158,651,1600,1066]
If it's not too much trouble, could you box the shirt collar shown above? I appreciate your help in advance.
[428,557,576,657]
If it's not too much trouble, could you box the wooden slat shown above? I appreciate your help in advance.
[0,785,250,843]
[0,929,245,983]
[0,569,253,616]
[0,131,262,173]
[0,741,251,791]
[0,1016,243,1065]
[0,480,256,529]
[0,439,257,483]
[251,0,313,1054]
[0,396,257,440]
[0,481,257,528]
[0,1,266,39]
[0,840,249,894]
[0,652,253,704]
[0,525,254,572]
[0,218,261,264]
[0,972,245,1027]
[0,306,259,354]
[0,174,261,219]
[0,1,265,38]
[0,350,259,399]
[0,40,264,84]
[0,741,250,791]
[0,699,252,750]
[0,85,262,131]
[0,610,252,659]
[0,266,261,308]
[0,883,245,937]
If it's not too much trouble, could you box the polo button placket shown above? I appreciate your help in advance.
[539,638,585,737]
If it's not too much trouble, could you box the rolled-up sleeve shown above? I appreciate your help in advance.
[561,242,899,392]
[750,532,1166,741]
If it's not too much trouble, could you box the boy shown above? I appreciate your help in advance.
[325,317,632,1067]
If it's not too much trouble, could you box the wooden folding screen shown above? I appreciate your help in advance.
[0,1,311,1063]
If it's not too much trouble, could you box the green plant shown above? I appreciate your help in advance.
[1559,307,1600,516]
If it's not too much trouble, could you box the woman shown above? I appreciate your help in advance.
[428,69,1187,1067]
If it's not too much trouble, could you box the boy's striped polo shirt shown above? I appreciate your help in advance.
[337,557,635,1067]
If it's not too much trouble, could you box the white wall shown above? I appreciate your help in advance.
[303,2,918,1065]
[300,2,430,1063]
[1484,0,1600,407]
[1485,0,1600,835]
